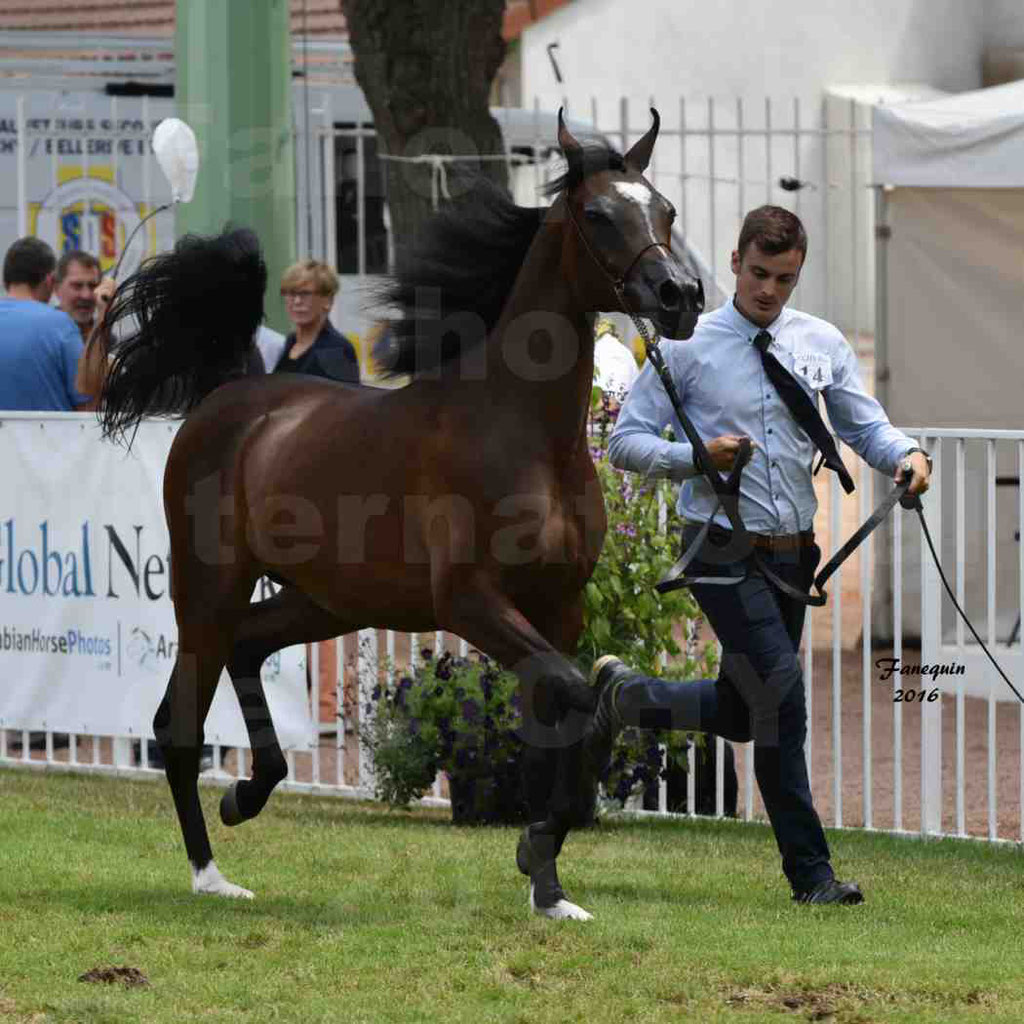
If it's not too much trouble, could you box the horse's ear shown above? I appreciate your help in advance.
[557,107,584,177]
[624,107,660,173]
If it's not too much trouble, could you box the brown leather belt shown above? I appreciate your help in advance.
[750,530,815,555]
[692,522,814,557]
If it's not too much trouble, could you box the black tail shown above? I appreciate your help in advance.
[99,227,267,443]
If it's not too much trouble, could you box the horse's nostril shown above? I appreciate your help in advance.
[658,280,681,311]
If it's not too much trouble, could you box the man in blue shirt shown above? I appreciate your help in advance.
[588,206,931,905]
[0,237,90,411]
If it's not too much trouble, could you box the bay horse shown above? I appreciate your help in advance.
[98,110,703,921]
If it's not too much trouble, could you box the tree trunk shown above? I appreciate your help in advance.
[344,0,509,257]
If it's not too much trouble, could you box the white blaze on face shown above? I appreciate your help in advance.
[611,181,659,237]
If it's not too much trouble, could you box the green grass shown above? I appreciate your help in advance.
[1,768,1023,1023]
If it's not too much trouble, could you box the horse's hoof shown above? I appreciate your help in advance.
[191,861,254,900]
[220,782,245,827]
[515,828,532,876]
[529,883,593,921]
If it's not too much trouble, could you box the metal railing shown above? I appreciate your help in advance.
[4,426,1022,847]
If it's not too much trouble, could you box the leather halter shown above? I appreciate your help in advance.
[562,189,675,298]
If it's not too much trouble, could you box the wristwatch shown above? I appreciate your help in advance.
[903,447,933,473]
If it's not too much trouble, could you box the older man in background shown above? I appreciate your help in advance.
[54,250,100,339]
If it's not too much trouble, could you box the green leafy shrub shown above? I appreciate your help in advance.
[361,650,528,823]
[579,388,719,806]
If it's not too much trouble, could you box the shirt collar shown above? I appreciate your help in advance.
[720,297,789,341]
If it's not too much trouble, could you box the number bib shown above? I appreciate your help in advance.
[792,351,833,390]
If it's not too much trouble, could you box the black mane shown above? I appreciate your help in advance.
[374,139,625,378]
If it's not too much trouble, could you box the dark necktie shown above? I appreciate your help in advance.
[753,329,855,494]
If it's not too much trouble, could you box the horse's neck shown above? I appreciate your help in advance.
[486,221,595,453]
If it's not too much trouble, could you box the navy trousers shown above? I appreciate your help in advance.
[614,524,832,892]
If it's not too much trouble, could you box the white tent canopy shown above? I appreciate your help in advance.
[873,79,1024,187]
[869,81,1024,648]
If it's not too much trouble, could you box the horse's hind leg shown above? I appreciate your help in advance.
[221,585,354,827]
[154,611,251,898]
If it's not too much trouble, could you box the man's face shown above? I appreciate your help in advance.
[55,261,100,328]
[731,242,804,328]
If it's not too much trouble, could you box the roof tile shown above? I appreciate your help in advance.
[0,0,347,36]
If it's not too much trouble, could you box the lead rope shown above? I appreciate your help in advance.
[624,299,920,606]
[623,306,1022,704]
[562,188,1019,699]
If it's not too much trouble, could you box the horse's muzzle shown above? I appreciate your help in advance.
[626,261,704,339]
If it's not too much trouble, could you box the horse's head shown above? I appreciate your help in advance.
[557,108,704,339]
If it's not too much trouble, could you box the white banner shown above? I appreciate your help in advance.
[0,414,314,750]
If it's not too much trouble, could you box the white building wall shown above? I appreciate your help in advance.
[522,0,983,111]
[520,0,986,332]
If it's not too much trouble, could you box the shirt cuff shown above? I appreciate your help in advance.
[667,442,700,481]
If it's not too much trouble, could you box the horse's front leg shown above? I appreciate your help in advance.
[433,572,596,921]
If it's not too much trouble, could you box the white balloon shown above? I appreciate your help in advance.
[151,118,199,204]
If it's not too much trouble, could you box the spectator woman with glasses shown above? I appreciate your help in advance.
[275,259,360,383]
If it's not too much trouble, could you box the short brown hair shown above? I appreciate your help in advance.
[56,249,101,283]
[737,206,807,261]
[280,259,339,299]
[3,236,56,289]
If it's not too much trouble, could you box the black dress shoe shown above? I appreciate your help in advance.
[792,878,864,905]
[582,655,632,781]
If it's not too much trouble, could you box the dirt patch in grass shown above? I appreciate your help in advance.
[726,982,863,1021]
[0,995,47,1023]
[78,965,150,989]
[724,981,997,1021]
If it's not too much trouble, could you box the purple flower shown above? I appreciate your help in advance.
[461,699,480,723]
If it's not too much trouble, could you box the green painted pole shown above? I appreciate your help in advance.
[175,0,295,332]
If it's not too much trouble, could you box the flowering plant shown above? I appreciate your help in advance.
[580,387,719,807]
[361,650,530,823]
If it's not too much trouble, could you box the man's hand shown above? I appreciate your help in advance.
[703,434,756,472]
[894,451,931,496]
[94,277,117,320]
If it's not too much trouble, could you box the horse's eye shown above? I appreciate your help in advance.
[584,207,609,224]
[666,206,677,222]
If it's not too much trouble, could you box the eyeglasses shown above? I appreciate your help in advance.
[282,289,320,302]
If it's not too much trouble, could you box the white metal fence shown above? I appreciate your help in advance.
[5,426,1023,846]
[0,87,872,359]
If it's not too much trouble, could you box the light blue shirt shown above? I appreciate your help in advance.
[0,298,88,411]
[608,299,917,534]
